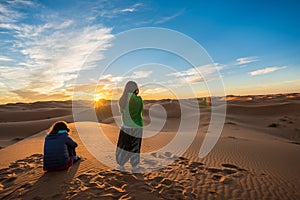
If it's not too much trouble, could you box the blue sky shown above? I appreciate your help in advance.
[0,0,299,103]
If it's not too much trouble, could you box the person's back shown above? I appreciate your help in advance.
[43,132,74,169]
[43,121,79,171]
[121,93,143,128]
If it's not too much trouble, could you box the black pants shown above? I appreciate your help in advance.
[116,127,143,167]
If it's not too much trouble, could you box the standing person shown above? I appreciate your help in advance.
[116,81,143,172]
[43,121,80,172]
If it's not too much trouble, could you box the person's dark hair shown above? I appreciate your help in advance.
[49,121,70,134]
[119,81,138,109]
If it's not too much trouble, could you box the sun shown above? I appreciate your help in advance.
[94,93,106,102]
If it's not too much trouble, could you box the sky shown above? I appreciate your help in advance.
[0,0,299,103]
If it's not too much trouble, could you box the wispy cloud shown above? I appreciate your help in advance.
[0,56,13,62]
[0,3,23,23]
[249,66,287,76]
[154,9,185,24]
[283,79,300,84]
[142,87,167,94]
[130,70,152,79]
[73,70,154,101]
[0,0,114,103]
[14,24,112,91]
[99,3,142,19]
[120,3,142,13]
[97,70,153,87]
[7,0,34,6]
[168,63,223,84]
[11,89,71,102]
[98,74,124,84]
[235,56,258,65]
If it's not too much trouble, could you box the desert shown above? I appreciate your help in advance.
[0,93,299,199]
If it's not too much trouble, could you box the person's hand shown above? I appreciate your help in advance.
[134,88,139,95]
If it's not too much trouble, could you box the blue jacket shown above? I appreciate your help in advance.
[43,131,77,170]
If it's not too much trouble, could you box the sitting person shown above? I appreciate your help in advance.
[43,121,80,172]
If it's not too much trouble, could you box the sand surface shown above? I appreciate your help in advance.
[0,94,300,199]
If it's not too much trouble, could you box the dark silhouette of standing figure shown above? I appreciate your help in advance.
[116,81,143,172]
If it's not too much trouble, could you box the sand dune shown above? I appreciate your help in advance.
[0,102,74,148]
[226,100,300,141]
[0,116,73,148]
[0,94,299,199]
[0,108,72,122]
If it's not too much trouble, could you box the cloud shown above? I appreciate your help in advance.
[0,56,13,62]
[249,66,287,76]
[98,70,152,84]
[14,24,112,92]
[11,89,71,102]
[235,56,258,65]
[98,3,142,18]
[130,70,152,79]
[0,0,114,102]
[0,3,23,23]
[74,70,153,100]
[7,0,35,6]
[168,63,223,84]
[142,87,167,94]
[154,9,185,24]
[283,79,300,84]
[98,74,124,83]
[0,0,36,24]
[120,3,142,13]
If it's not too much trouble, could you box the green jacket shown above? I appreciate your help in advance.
[120,93,143,128]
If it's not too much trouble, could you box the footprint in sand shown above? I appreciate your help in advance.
[160,178,173,187]
[148,176,164,187]
[186,161,205,173]
[212,175,233,184]
[223,168,237,175]
[164,152,172,158]
[143,159,158,166]
[0,154,43,198]
[20,182,32,190]
[176,156,189,165]
[222,163,247,172]
[77,173,95,183]
[206,167,223,173]
[183,188,197,199]
[150,152,158,158]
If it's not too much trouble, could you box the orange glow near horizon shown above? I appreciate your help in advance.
[1,87,299,105]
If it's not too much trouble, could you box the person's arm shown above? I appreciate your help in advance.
[129,95,143,114]
[66,136,78,148]
[138,96,143,114]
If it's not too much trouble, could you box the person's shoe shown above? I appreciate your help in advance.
[132,166,141,173]
[118,165,125,171]
[73,156,81,163]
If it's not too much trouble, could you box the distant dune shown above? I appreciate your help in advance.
[0,93,299,199]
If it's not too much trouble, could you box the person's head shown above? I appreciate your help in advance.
[49,121,70,134]
[119,81,139,109]
[124,81,139,95]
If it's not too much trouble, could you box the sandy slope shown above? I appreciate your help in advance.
[0,102,73,148]
[0,120,299,199]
